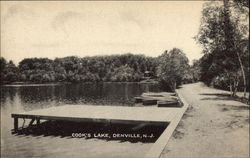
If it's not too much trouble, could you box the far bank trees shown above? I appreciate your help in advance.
[0,54,158,83]
[1,49,194,91]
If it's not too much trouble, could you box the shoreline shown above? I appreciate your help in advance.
[0,82,69,87]
[0,79,160,87]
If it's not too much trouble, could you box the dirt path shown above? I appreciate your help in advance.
[160,82,249,158]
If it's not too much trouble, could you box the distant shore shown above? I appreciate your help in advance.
[0,79,160,87]
[1,82,67,87]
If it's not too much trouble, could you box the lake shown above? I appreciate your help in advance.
[1,82,166,158]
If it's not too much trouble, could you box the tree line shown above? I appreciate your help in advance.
[2,0,247,96]
[0,49,196,91]
[0,54,157,83]
[195,0,249,97]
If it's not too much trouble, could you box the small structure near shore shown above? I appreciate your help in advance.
[144,71,154,78]
[134,92,181,107]
[142,98,158,105]
[157,101,179,107]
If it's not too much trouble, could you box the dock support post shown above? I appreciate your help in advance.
[28,118,35,127]
[37,118,40,125]
[14,117,18,132]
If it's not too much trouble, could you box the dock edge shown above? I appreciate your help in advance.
[144,89,189,158]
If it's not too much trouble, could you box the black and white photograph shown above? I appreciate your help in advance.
[0,1,249,158]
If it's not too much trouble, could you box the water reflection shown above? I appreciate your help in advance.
[1,82,162,109]
[1,82,163,158]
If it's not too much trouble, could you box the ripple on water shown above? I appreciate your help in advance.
[1,83,165,158]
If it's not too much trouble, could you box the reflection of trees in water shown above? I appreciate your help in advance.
[0,88,25,112]
[0,87,17,103]
[1,83,162,108]
[19,86,56,102]
[125,83,129,100]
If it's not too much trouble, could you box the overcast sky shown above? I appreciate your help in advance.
[1,1,205,64]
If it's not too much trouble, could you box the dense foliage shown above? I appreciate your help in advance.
[157,48,190,91]
[1,50,198,91]
[0,54,158,83]
[196,0,249,97]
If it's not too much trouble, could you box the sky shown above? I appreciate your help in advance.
[1,1,205,65]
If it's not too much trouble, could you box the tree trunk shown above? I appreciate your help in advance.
[223,0,247,98]
[171,81,177,92]
[229,83,233,97]
[236,50,247,98]
[233,79,239,97]
[174,81,176,92]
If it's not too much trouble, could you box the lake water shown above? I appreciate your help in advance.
[1,82,166,158]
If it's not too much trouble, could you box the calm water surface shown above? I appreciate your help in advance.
[1,82,164,158]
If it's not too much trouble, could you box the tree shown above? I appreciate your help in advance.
[5,61,19,82]
[0,57,7,83]
[157,48,189,91]
[1,54,159,83]
[196,0,249,97]
[190,60,202,82]
[0,58,19,83]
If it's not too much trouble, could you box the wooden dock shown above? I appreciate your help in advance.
[11,105,180,131]
[11,96,188,158]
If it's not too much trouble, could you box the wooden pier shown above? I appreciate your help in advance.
[11,95,188,158]
[11,105,180,131]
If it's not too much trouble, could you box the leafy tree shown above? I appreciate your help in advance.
[0,57,7,83]
[0,58,19,83]
[157,48,189,91]
[189,60,202,82]
[196,0,249,97]
[5,61,19,82]
[1,53,159,83]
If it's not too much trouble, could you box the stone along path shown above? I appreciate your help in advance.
[160,82,249,158]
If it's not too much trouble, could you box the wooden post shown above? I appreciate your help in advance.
[37,118,40,125]
[28,118,35,127]
[14,117,18,132]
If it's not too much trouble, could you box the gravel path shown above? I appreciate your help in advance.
[160,82,249,158]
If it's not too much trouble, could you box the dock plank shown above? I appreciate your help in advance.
[12,105,179,123]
